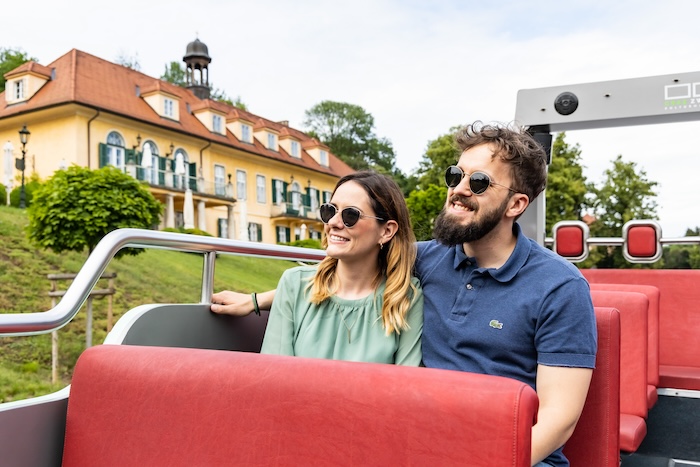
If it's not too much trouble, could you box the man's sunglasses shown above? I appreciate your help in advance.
[319,203,384,228]
[444,166,517,195]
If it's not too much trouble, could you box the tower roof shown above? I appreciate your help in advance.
[183,38,211,63]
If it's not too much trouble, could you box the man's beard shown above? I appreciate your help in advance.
[433,194,510,245]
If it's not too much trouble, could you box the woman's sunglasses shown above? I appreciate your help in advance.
[444,166,517,195]
[319,203,384,228]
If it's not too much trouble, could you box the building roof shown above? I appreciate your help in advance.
[0,49,353,178]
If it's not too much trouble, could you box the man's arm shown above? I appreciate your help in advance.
[210,289,276,316]
[531,365,592,466]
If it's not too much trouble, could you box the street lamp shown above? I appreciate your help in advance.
[17,125,30,209]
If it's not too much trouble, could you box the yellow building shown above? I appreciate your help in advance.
[0,39,354,243]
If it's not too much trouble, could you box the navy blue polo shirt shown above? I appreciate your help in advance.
[416,223,597,467]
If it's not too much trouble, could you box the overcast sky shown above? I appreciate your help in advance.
[3,0,700,237]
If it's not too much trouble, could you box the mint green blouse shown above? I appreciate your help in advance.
[261,266,423,366]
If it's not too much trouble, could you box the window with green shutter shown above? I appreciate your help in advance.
[188,162,197,191]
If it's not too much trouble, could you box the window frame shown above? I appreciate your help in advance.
[164,98,174,117]
[214,164,226,196]
[256,174,266,203]
[236,170,247,200]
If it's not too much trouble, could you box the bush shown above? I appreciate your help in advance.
[26,166,163,258]
[9,179,41,207]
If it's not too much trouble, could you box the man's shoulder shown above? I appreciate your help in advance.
[525,238,585,279]
[417,239,451,256]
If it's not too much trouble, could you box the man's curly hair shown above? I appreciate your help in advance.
[454,121,548,203]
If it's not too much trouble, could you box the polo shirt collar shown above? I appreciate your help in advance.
[451,223,531,283]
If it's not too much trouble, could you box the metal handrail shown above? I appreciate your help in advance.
[544,235,700,247]
[0,228,326,337]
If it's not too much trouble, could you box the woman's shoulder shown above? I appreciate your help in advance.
[280,265,318,281]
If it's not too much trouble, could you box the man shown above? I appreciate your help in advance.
[211,122,597,467]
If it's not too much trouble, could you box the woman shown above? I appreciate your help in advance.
[213,171,423,365]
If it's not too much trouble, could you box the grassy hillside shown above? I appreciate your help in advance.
[0,205,297,402]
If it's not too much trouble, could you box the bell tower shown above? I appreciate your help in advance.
[183,38,212,100]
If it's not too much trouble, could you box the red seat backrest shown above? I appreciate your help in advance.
[589,283,659,388]
[582,269,700,369]
[564,307,621,467]
[63,345,539,467]
[590,290,648,420]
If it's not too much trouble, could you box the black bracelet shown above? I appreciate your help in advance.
[251,292,260,316]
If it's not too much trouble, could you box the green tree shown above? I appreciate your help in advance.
[545,133,590,235]
[27,166,163,258]
[588,155,659,268]
[406,184,447,241]
[415,127,461,189]
[662,227,700,269]
[303,101,397,173]
[161,61,187,86]
[0,48,38,92]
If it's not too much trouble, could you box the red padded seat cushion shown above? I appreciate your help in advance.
[619,414,647,453]
[659,365,700,391]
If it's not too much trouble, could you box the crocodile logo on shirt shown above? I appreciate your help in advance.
[489,319,503,330]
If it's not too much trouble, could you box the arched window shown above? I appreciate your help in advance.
[106,132,126,169]
[174,149,189,189]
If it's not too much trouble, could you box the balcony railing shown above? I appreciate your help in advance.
[123,163,234,199]
[270,202,320,221]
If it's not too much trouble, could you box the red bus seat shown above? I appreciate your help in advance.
[583,270,700,393]
[589,283,660,409]
[63,345,539,467]
[564,307,621,467]
[590,290,649,453]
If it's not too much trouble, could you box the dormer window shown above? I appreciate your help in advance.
[319,150,329,166]
[241,124,252,143]
[164,98,174,118]
[213,114,223,134]
[291,140,300,158]
[267,133,277,151]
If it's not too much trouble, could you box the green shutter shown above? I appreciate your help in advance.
[158,157,166,185]
[257,224,263,242]
[285,227,290,242]
[125,149,136,165]
[282,182,289,202]
[98,143,109,168]
[272,179,279,203]
[136,151,145,180]
[188,162,197,190]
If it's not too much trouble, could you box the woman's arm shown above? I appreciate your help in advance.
[394,282,424,366]
[210,289,276,316]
